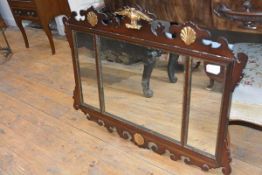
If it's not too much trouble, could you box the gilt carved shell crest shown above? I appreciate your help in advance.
[180,27,196,45]
[87,11,98,27]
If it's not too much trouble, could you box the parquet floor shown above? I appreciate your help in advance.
[0,28,261,175]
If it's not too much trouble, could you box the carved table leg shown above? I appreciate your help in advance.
[167,53,179,83]
[193,61,201,69]
[43,24,55,55]
[16,19,29,48]
[141,50,159,98]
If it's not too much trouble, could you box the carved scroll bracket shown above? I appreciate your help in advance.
[82,109,219,173]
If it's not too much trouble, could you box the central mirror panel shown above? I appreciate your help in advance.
[98,36,184,142]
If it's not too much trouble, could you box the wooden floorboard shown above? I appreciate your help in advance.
[0,28,261,175]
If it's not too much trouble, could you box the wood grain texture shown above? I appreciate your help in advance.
[212,0,262,33]
[0,28,261,175]
[104,0,262,33]
[104,0,213,27]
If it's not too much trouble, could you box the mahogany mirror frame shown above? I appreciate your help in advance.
[64,6,248,175]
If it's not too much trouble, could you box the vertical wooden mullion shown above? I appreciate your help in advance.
[93,34,105,113]
[181,56,192,146]
[215,63,233,163]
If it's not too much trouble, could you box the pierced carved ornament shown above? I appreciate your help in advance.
[87,11,98,27]
[115,7,153,30]
[180,26,196,45]
[134,133,145,146]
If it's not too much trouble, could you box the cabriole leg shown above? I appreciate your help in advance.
[16,19,29,48]
[167,53,179,83]
[141,50,159,98]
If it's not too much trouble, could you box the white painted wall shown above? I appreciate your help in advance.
[0,0,16,26]
[56,0,104,35]
[68,0,104,16]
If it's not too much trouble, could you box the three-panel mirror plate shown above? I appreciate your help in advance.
[74,32,224,157]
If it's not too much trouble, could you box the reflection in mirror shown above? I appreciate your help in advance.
[74,31,100,109]
[98,36,183,141]
[187,58,224,156]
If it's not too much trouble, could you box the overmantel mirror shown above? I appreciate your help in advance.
[64,6,248,175]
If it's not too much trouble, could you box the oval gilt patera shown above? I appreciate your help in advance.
[87,11,98,27]
[180,26,196,45]
[134,133,145,146]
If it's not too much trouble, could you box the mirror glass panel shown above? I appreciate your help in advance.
[187,58,224,155]
[98,36,184,141]
[75,32,226,154]
[74,31,100,109]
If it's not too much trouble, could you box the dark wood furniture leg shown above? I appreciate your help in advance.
[16,19,29,48]
[168,53,179,83]
[43,24,55,54]
[0,30,12,58]
[207,79,215,90]
[0,17,12,59]
[167,54,201,84]
[7,0,71,55]
[141,50,159,98]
